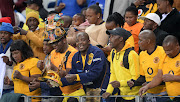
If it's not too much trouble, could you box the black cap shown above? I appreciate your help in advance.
[25,0,43,7]
[106,27,132,41]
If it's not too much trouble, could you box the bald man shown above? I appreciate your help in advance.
[127,30,168,102]
[139,35,180,101]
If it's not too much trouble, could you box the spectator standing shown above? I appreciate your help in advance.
[139,35,180,102]
[0,23,14,95]
[13,12,46,60]
[139,13,168,46]
[123,6,143,54]
[102,28,140,101]
[157,0,180,44]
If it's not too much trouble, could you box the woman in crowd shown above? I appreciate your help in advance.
[5,40,41,102]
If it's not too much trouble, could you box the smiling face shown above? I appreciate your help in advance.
[0,31,12,44]
[26,17,39,32]
[76,34,90,53]
[109,34,121,49]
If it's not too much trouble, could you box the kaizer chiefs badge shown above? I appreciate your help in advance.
[87,53,94,65]
[153,57,159,63]
[19,64,25,70]
[176,61,180,67]
[120,61,124,67]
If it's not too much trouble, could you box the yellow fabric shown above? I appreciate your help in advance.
[85,23,109,47]
[159,53,180,97]
[81,54,86,69]
[26,11,40,24]
[137,3,158,23]
[123,22,143,54]
[62,88,85,102]
[12,58,41,101]
[139,46,166,94]
[13,28,46,60]
[106,42,140,100]
[76,74,81,81]
[50,45,84,94]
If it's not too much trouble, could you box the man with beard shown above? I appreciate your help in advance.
[13,11,46,60]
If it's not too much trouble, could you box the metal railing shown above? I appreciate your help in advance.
[21,95,180,102]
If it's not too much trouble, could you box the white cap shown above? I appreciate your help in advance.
[139,13,161,26]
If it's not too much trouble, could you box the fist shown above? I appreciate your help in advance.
[102,92,111,99]
[4,76,10,85]
[13,70,22,79]
[127,80,134,87]
[37,60,44,70]
[65,74,77,83]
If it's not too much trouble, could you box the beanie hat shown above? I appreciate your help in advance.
[0,22,14,34]
[26,11,40,24]
[0,17,12,24]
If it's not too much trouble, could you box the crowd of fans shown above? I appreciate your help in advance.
[0,0,180,102]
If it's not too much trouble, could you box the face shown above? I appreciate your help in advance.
[72,15,82,26]
[86,8,99,24]
[157,0,168,14]
[43,41,53,55]
[0,31,12,44]
[125,11,138,26]
[143,18,155,30]
[26,17,39,32]
[27,4,39,11]
[163,42,179,58]
[76,35,90,53]
[11,50,22,63]
[138,33,148,51]
[109,34,121,49]
[52,39,64,53]
[105,21,119,30]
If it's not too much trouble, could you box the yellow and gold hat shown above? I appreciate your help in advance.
[43,13,67,43]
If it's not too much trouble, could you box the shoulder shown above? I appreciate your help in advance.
[128,50,139,58]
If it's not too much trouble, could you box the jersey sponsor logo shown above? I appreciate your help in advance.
[153,57,159,63]
[19,64,25,70]
[175,61,180,67]
[87,53,94,65]
[120,61,124,67]
[168,70,174,75]
[147,67,153,75]
[93,58,101,62]
[138,9,143,16]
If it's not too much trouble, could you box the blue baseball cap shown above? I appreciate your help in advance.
[0,22,14,34]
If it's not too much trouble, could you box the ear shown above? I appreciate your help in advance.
[119,36,123,42]
[97,13,101,18]
[147,39,151,44]
[153,23,158,29]
[35,5,39,11]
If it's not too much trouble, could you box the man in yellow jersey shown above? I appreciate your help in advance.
[139,35,180,102]
[127,30,170,102]
[102,27,140,102]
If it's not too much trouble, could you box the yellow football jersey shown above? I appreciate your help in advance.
[159,53,180,96]
[140,46,166,94]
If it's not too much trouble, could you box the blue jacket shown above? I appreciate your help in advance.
[61,44,107,88]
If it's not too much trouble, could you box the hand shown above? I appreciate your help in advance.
[65,74,77,83]
[29,79,40,90]
[2,56,12,66]
[102,92,111,99]
[13,70,22,79]
[142,82,148,86]
[162,74,174,82]
[4,76,10,85]
[127,80,134,87]
[110,81,120,88]
[134,0,146,6]
[58,69,66,78]
[59,3,66,9]
[13,26,21,34]
[19,28,28,35]
[139,85,148,97]
[37,60,44,70]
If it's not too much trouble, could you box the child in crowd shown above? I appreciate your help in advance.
[123,6,143,54]
[0,22,14,95]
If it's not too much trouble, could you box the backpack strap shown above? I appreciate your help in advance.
[64,51,71,69]
[123,48,133,69]
[111,49,115,62]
